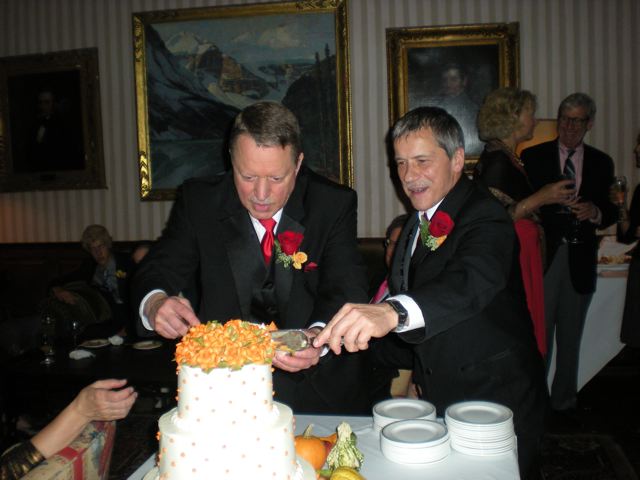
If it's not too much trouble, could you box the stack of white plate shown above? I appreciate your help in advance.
[380,419,451,464]
[372,398,437,432]
[444,401,516,456]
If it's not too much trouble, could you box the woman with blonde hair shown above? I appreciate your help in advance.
[474,87,572,356]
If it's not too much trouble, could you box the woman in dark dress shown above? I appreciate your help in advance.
[474,88,572,356]
[619,131,640,346]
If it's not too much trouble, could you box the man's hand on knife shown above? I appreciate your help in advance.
[146,292,199,339]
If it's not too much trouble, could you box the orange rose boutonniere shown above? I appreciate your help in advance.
[420,211,454,251]
[275,231,308,270]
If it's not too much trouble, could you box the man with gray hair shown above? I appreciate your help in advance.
[522,93,617,417]
[316,106,547,478]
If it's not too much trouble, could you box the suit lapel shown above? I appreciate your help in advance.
[273,170,308,327]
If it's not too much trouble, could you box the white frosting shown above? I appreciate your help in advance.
[176,364,276,428]
[157,363,314,479]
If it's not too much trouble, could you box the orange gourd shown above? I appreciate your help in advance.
[295,424,334,470]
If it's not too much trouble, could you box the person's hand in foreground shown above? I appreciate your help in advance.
[313,303,399,355]
[31,379,137,459]
[272,327,322,373]
[145,292,200,339]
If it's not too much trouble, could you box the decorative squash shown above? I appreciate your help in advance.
[295,424,333,470]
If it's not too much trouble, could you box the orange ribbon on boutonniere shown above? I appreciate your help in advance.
[420,211,454,251]
[274,231,309,270]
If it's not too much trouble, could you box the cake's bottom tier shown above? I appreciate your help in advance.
[157,402,314,480]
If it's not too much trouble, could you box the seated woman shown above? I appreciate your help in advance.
[474,87,572,356]
[619,131,640,346]
[0,379,136,479]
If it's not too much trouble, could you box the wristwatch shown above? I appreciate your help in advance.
[385,299,409,329]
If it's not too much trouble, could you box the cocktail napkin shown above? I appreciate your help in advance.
[69,349,95,360]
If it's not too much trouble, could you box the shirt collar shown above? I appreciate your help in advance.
[420,198,445,221]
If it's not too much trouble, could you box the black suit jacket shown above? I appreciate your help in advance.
[133,166,371,414]
[388,175,546,439]
[522,139,617,293]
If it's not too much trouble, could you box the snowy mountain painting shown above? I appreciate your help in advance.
[138,9,343,195]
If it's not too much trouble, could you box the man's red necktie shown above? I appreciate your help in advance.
[259,218,276,265]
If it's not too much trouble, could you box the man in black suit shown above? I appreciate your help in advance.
[315,106,547,479]
[522,93,617,413]
[133,101,370,414]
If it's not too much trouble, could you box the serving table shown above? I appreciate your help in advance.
[127,414,520,480]
[547,270,628,391]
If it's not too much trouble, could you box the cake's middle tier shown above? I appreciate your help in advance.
[177,363,276,427]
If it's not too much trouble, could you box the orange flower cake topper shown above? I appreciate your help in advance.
[274,231,308,269]
[420,211,454,251]
[175,320,276,372]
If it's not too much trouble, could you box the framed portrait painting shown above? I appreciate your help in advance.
[133,0,352,200]
[0,48,106,192]
[387,22,520,167]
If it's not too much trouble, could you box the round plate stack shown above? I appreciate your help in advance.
[380,419,450,464]
[444,401,516,456]
[372,398,436,432]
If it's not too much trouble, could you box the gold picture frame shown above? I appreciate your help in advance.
[133,0,352,201]
[387,22,520,168]
[0,48,106,192]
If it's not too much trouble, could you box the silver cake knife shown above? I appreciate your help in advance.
[270,329,312,352]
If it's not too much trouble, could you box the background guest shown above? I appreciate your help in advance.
[618,131,640,347]
[50,224,135,341]
[474,87,574,356]
[0,379,136,480]
[522,93,618,415]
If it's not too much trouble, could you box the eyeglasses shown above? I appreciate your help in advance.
[559,115,589,127]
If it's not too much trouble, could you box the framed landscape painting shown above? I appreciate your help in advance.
[387,22,520,167]
[0,48,105,192]
[133,0,351,200]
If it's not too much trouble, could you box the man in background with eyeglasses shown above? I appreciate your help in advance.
[521,93,617,421]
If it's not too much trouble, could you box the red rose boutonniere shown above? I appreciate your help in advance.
[420,211,454,251]
[275,231,308,269]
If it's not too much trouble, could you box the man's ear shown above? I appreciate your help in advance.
[295,153,304,173]
[452,147,465,173]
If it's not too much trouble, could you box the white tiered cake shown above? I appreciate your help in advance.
[150,320,315,480]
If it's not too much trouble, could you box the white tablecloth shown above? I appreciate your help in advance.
[127,414,520,480]
[547,272,627,391]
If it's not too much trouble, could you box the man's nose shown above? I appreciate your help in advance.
[254,178,270,200]
[402,161,418,183]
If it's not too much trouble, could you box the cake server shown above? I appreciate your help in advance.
[270,329,312,352]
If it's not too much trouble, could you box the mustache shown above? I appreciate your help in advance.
[403,181,431,191]
[250,197,273,206]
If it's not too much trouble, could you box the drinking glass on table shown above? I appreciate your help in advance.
[612,176,628,222]
[41,313,56,365]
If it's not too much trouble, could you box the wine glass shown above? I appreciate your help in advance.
[559,174,582,244]
[41,313,56,365]
[71,319,81,348]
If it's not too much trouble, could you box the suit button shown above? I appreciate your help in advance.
[267,306,277,315]
[265,282,274,288]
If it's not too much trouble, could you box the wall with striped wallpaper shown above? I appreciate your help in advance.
[1,0,638,242]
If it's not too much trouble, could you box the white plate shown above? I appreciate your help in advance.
[381,419,448,447]
[133,340,163,350]
[597,263,629,271]
[79,338,110,348]
[445,401,513,427]
[373,398,436,430]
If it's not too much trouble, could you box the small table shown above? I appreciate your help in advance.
[2,339,178,428]
[127,414,520,480]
